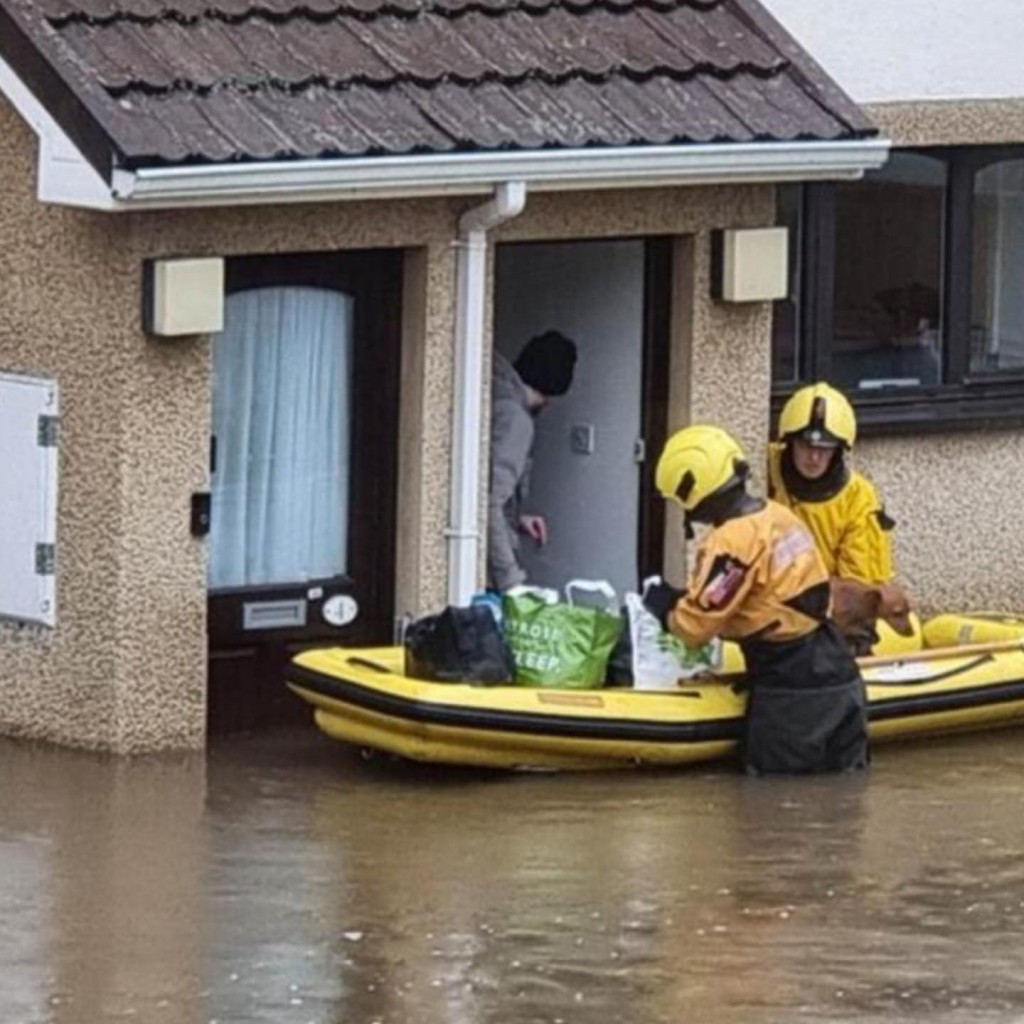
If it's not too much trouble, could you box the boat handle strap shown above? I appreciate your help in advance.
[348,656,394,674]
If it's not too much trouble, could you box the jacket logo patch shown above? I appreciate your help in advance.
[773,527,814,571]
[700,556,747,609]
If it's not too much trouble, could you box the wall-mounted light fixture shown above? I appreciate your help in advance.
[711,227,788,303]
[142,256,225,337]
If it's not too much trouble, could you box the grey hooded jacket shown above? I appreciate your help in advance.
[487,353,535,591]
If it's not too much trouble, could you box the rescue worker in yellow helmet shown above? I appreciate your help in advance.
[768,383,894,585]
[644,425,869,775]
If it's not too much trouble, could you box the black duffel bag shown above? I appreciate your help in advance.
[404,605,515,685]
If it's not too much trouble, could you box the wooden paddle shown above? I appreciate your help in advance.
[856,638,1024,668]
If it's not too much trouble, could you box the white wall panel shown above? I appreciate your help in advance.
[0,373,59,627]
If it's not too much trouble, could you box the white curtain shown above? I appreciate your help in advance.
[209,286,353,589]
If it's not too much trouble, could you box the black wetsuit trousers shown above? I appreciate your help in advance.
[740,622,869,776]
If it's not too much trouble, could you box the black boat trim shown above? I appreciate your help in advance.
[870,674,1024,719]
[288,665,739,744]
[289,663,1024,743]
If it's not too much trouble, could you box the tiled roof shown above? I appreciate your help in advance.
[0,0,874,172]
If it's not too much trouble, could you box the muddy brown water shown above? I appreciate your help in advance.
[4,726,1024,1024]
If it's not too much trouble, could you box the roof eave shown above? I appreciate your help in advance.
[84,139,891,212]
[3,42,889,211]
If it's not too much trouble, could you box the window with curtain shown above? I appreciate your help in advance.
[209,286,354,589]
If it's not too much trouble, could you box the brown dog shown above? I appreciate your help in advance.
[829,578,915,656]
[877,582,915,638]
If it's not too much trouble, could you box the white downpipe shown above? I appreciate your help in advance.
[447,181,527,607]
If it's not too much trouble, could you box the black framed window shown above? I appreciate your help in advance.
[772,145,1024,433]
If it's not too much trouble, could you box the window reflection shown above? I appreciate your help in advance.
[972,159,1024,374]
[832,153,946,392]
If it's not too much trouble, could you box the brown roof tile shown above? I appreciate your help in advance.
[0,0,875,173]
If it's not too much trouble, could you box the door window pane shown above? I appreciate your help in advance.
[972,159,1024,373]
[210,286,354,589]
[833,153,946,392]
[771,184,803,383]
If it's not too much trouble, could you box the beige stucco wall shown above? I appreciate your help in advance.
[866,99,1024,148]
[0,95,461,751]
[855,433,1024,616]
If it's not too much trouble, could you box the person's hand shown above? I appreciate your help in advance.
[518,514,548,547]
[643,581,686,632]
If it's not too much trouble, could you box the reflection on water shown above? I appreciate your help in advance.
[3,727,1024,1023]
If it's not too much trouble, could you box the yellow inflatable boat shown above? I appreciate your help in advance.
[923,613,1024,648]
[287,636,1024,771]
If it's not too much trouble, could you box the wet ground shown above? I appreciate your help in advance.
[4,726,1024,1024]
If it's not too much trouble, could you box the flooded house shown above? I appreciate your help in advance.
[0,0,1020,752]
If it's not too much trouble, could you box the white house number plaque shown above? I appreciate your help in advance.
[322,594,359,627]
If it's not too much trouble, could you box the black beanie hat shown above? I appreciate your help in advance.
[513,330,578,397]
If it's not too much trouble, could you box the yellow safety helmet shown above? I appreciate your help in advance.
[778,382,856,449]
[655,425,748,512]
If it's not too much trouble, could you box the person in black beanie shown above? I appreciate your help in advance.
[487,330,578,591]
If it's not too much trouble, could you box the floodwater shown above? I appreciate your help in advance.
[4,727,1024,1024]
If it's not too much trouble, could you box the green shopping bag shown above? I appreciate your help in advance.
[502,580,623,689]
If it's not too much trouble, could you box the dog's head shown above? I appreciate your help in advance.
[877,582,915,637]
[830,578,883,655]
[830,578,916,656]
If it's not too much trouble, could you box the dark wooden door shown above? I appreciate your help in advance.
[207,249,402,733]
[637,237,673,581]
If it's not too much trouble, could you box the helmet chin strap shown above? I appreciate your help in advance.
[688,480,764,529]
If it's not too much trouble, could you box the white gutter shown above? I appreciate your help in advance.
[101,139,890,211]
[447,181,527,607]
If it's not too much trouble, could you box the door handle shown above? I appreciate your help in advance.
[191,492,211,537]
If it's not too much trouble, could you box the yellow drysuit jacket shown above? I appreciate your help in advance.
[767,444,894,585]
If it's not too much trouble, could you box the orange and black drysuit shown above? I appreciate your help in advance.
[667,499,868,775]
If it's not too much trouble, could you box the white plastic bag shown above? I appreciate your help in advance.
[624,579,720,689]
[565,578,617,613]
